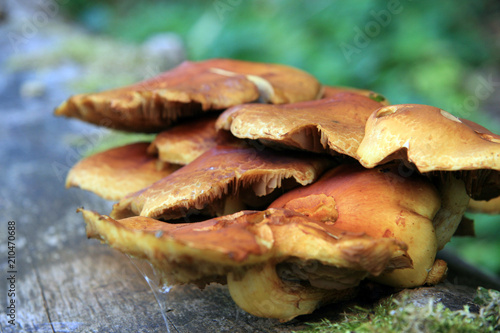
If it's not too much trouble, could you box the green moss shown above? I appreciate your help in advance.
[297,287,500,333]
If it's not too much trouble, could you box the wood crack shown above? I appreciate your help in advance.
[28,244,56,333]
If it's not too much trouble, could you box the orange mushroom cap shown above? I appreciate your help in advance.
[66,142,179,201]
[269,163,442,288]
[54,59,321,132]
[216,92,385,158]
[111,144,334,220]
[81,207,410,320]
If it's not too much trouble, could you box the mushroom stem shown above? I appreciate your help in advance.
[424,259,448,285]
[227,262,351,321]
[433,175,470,250]
[221,196,247,216]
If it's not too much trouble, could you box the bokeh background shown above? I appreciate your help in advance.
[3,0,500,275]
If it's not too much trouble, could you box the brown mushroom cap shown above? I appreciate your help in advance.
[216,92,385,158]
[54,59,321,132]
[147,115,220,165]
[111,145,334,220]
[206,58,323,104]
[357,104,500,200]
[66,142,179,200]
[269,163,442,288]
[80,207,410,320]
[322,86,389,105]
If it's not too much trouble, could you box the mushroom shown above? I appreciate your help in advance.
[111,144,334,220]
[80,207,411,321]
[54,59,321,132]
[468,196,500,214]
[322,85,389,105]
[66,142,179,200]
[55,58,500,321]
[269,163,452,288]
[147,114,229,165]
[356,104,500,200]
[216,92,385,158]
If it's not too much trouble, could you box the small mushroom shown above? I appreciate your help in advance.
[147,115,232,165]
[111,144,334,220]
[322,85,389,105]
[54,59,321,132]
[269,163,448,288]
[216,92,385,158]
[66,142,179,200]
[357,104,500,200]
[468,196,500,214]
[80,207,411,321]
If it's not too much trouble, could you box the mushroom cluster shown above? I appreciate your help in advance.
[56,59,500,321]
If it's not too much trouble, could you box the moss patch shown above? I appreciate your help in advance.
[297,287,499,333]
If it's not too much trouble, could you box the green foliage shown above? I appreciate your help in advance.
[61,0,499,129]
[448,213,500,275]
[298,288,500,333]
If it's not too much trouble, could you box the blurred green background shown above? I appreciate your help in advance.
[37,0,500,274]
[60,0,500,124]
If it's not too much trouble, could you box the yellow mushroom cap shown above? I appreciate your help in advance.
[357,104,500,200]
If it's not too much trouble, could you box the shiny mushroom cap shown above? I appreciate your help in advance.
[81,207,410,321]
[54,59,321,132]
[357,104,500,200]
[270,163,444,288]
[216,92,384,158]
[206,58,323,104]
[111,144,335,220]
[66,142,179,201]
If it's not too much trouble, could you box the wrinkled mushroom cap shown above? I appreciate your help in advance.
[111,145,334,220]
[81,207,410,320]
[270,163,442,288]
[357,104,500,200]
[216,92,384,158]
[66,142,179,200]
[54,59,321,132]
